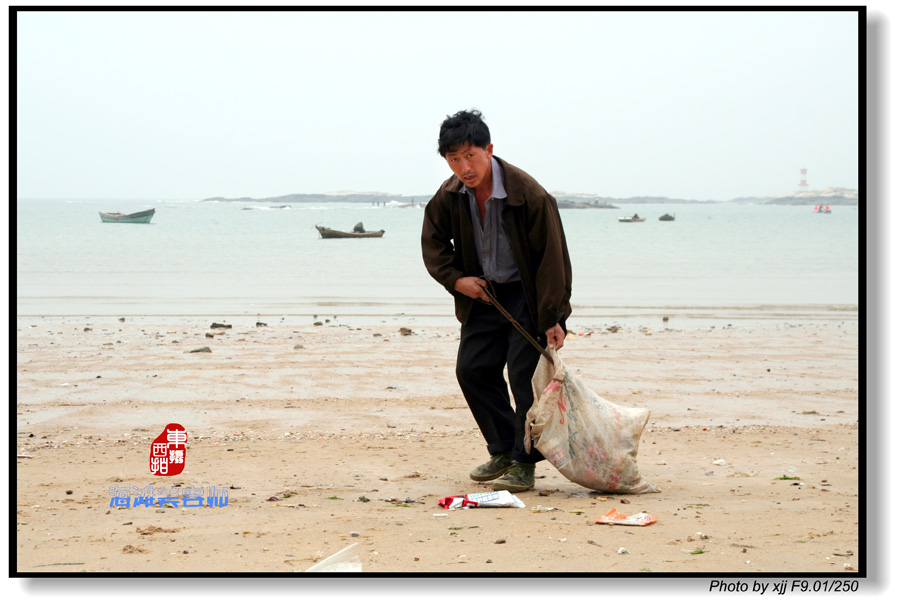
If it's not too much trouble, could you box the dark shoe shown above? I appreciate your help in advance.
[492,461,535,492]
[469,452,513,482]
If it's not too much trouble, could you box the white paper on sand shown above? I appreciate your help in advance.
[438,490,526,510]
[305,542,362,572]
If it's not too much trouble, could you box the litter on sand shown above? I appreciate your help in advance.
[594,508,657,526]
[437,491,525,510]
[304,542,362,572]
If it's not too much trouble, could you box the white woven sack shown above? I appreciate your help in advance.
[525,349,658,494]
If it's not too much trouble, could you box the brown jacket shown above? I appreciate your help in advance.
[421,156,572,333]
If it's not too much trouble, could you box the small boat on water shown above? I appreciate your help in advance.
[659,213,675,221]
[618,214,646,223]
[316,223,385,238]
[99,208,156,223]
[814,205,831,214]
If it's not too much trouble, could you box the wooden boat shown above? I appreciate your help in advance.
[659,213,675,221]
[618,214,646,223]
[99,208,156,223]
[316,225,385,239]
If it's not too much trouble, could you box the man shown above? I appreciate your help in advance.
[421,109,573,493]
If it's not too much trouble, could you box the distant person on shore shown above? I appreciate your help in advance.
[421,109,572,492]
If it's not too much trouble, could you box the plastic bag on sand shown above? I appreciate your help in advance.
[305,542,362,572]
[525,348,658,494]
[595,508,657,526]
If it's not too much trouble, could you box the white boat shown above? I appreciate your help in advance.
[618,214,645,223]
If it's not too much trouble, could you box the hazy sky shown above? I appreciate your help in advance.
[15,7,861,201]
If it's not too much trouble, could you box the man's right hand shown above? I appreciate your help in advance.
[454,276,490,302]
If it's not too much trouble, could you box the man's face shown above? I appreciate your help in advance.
[444,142,494,190]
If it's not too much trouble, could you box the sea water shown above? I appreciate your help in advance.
[16,198,859,328]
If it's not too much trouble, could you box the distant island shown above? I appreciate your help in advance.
[202,192,413,205]
[553,193,710,208]
[727,186,858,206]
[202,186,858,207]
[202,192,621,209]
[553,187,859,206]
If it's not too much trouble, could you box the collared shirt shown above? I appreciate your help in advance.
[460,157,521,283]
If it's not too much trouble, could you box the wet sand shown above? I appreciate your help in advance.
[15,315,859,575]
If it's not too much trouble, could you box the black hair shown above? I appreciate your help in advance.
[437,109,491,157]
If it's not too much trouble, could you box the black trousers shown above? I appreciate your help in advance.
[456,281,546,464]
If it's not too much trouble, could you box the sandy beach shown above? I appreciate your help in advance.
[15,314,859,575]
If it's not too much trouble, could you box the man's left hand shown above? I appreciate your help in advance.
[545,324,566,350]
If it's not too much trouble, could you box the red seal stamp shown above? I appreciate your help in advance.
[150,423,187,476]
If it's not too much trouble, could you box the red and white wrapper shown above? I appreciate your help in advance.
[594,508,657,526]
[437,491,526,510]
